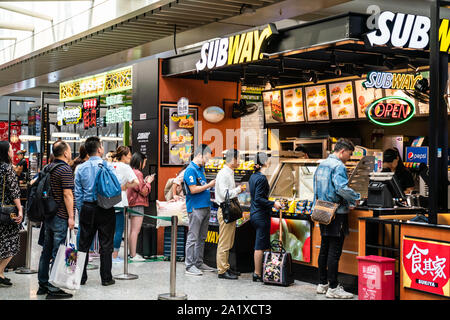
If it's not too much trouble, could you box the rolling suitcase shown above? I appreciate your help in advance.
[6,229,27,270]
[163,226,187,262]
[262,209,294,287]
[137,223,157,259]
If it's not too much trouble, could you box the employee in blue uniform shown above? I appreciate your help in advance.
[249,152,281,282]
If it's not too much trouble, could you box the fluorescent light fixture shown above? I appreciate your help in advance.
[19,135,41,142]
[52,132,80,138]
[100,136,123,141]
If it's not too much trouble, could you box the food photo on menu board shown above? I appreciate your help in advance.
[282,87,305,122]
[329,81,356,120]
[354,79,383,118]
[263,90,284,124]
[305,85,329,121]
[161,106,197,166]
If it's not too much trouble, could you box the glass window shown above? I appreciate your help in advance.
[270,163,317,200]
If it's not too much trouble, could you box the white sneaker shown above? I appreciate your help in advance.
[129,254,146,262]
[316,283,329,294]
[326,285,354,299]
[185,266,203,276]
[197,263,216,272]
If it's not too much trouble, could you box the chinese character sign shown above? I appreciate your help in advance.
[83,99,99,129]
[105,106,132,124]
[403,237,450,297]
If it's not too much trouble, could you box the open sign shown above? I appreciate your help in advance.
[366,96,415,126]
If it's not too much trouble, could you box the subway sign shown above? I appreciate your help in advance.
[366,96,415,126]
[364,71,423,90]
[365,11,450,53]
[195,24,277,72]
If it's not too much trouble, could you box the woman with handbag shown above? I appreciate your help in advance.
[127,152,154,262]
[248,152,282,282]
[0,141,23,287]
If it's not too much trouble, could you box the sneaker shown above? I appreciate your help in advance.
[0,277,12,287]
[112,257,123,263]
[129,254,146,262]
[185,266,203,276]
[197,263,216,272]
[326,285,354,299]
[316,283,329,294]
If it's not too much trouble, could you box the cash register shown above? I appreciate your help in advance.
[367,172,407,208]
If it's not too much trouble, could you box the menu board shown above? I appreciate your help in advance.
[305,85,329,121]
[263,90,283,124]
[282,87,305,122]
[354,79,384,118]
[161,106,197,166]
[329,81,356,120]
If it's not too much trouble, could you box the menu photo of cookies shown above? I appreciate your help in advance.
[329,81,356,120]
[262,90,284,123]
[305,85,329,121]
[282,87,305,123]
[355,79,383,118]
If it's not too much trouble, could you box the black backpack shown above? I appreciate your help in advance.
[26,162,64,222]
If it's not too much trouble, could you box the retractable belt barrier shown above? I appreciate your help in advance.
[113,207,187,299]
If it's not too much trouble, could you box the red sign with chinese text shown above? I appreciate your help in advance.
[83,98,98,129]
[402,237,450,297]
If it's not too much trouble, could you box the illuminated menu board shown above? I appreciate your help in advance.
[329,81,356,120]
[282,87,305,123]
[263,90,283,124]
[305,85,329,121]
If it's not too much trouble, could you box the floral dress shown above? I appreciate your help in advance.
[0,162,21,259]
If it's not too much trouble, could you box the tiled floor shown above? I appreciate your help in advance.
[1,227,357,300]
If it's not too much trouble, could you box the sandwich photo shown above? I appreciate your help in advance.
[319,109,328,117]
[308,101,317,107]
[344,84,353,94]
[343,97,353,105]
[285,100,293,108]
[295,89,302,99]
[295,101,303,107]
[307,89,317,98]
[332,97,341,105]
[319,88,327,97]
[297,109,303,116]
[331,86,342,95]
[179,115,195,128]
[309,110,318,118]
[286,111,294,118]
[285,90,294,98]
[338,107,349,117]
[319,99,327,107]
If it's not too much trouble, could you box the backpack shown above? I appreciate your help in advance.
[93,160,122,209]
[27,162,65,222]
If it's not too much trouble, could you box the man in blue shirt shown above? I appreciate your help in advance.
[74,136,117,287]
[184,144,216,276]
[314,138,360,299]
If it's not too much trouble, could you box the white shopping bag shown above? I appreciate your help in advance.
[156,200,189,228]
[49,229,87,291]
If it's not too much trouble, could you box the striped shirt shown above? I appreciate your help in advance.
[49,159,75,219]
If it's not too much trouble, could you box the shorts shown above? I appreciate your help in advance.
[129,206,144,217]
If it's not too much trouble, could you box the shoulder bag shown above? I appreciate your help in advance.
[0,175,18,225]
[220,189,243,224]
[310,172,339,225]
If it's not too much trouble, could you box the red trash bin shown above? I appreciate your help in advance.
[357,255,396,300]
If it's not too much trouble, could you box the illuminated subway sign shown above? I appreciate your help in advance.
[365,11,450,53]
[366,96,415,126]
[195,24,277,72]
[364,71,423,90]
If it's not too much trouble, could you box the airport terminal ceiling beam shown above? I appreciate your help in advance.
[0,3,53,21]
[0,22,34,32]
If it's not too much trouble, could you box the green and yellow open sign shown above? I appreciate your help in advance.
[366,96,416,126]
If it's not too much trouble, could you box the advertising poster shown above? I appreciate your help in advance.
[402,236,450,298]
[262,90,283,124]
[354,79,383,118]
[305,85,329,121]
[270,218,311,263]
[161,106,197,166]
[329,81,356,120]
[282,87,305,123]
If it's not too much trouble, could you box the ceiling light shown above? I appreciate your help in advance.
[52,132,80,138]
[19,135,40,142]
[100,136,123,141]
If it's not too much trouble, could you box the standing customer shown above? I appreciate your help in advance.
[249,152,281,282]
[37,140,75,299]
[111,146,139,263]
[75,136,117,286]
[184,144,216,276]
[314,138,360,299]
[215,149,244,280]
[0,141,23,287]
[127,152,154,261]
[14,150,28,182]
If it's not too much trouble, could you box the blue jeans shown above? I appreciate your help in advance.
[113,208,125,252]
[37,215,68,291]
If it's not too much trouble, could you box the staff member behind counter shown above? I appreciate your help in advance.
[14,150,28,182]
[381,148,415,194]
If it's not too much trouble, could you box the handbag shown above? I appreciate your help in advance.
[0,175,17,225]
[220,189,243,224]
[311,173,339,225]
[49,229,87,291]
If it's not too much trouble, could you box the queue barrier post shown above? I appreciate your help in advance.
[15,217,37,274]
[158,215,187,300]
[114,207,138,280]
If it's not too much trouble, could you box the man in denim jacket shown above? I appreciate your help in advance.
[314,138,360,299]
